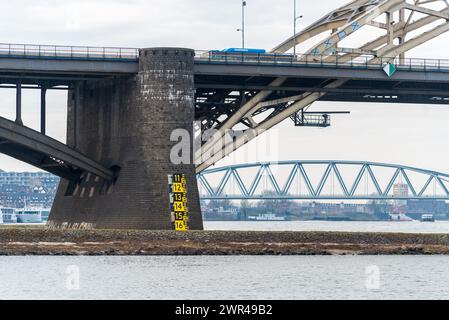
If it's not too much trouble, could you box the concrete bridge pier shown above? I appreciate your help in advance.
[48,47,203,230]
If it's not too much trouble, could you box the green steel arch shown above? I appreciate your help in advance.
[198,160,449,200]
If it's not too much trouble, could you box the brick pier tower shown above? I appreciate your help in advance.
[49,48,203,230]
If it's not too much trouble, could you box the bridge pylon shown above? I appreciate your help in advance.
[49,47,203,230]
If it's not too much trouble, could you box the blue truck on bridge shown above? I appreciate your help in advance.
[203,48,295,63]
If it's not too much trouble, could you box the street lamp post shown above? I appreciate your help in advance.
[237,1,247,48]
[293,0,303,56]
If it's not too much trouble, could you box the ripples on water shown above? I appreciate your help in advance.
[1,255,449,300]
[205,220,449,233]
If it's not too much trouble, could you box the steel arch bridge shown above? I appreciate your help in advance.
[197,161,449,200]
[196,0,449,172]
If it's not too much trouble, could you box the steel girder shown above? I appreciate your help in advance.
[196,0,449,172]
[198,160,449,200]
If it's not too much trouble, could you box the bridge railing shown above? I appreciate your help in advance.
[0,43,139,62]
[194,50,449,72]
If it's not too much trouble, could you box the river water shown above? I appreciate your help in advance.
[1,221,449,300]
[1,255,449,300]
[204,220,449,233]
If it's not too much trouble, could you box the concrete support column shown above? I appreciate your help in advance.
[73,82,80,148]
[15,81,23,125]
[49,47,203,230]
[40,86,47,135]
[136,47,203,230]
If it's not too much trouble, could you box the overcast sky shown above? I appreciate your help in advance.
[1,0,449,176]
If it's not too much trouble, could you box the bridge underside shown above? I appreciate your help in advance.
[195,71,449,114]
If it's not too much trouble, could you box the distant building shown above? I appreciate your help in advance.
[393,183,409,197]
[0,171,59,188]
[393,183,409,208]
[0,170,59,208]
[406,199,449,219]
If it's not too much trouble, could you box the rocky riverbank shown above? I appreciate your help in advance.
[1,225,449,255]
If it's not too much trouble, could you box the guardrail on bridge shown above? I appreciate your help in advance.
[0,43,139,62]
[194,50,449,73]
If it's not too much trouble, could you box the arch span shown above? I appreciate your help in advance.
[0,116,114,181]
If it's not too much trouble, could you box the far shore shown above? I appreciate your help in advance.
[1,225,449,255]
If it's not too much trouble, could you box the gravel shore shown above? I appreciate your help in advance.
[1,226,449,255]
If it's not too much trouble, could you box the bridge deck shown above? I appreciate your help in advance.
[0,43,138,82]
[194,61,449,82]
[1,44,449,82]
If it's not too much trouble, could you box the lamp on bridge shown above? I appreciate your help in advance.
[236,0,247,48]
[293,0,303,57]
